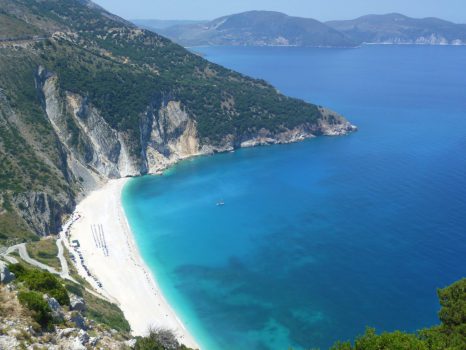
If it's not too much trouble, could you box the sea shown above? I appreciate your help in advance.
[122,45,466,350]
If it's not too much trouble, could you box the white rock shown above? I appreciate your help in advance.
[70,295,86,312]
[125,338,137,348]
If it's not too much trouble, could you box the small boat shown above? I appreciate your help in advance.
[216,200,225,206]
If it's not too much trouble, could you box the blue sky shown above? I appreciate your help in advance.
[93,0,466,23]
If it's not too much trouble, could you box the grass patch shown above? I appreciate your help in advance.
[26,238,61,271]
[83,290,130,333]
[0,13,41,40]
[63,277,130,333]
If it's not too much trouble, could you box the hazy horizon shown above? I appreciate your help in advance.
[93,0,466,23]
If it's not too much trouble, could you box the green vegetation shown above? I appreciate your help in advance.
[135,328,195,350]
[0,210,37,244]
[63,279,131,333]
[330,278,466,350]
[17,290,53,331]
[0,12,40,39]
[26,238,61,270]
[9,261,130,333]
[9,263,69,306]
[83,289,130,333]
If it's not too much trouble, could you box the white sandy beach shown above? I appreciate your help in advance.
[66,178,199,349]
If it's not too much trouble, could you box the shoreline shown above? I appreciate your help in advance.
[66,178,200,349]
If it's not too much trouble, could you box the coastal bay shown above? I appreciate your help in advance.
[122,45,466,350]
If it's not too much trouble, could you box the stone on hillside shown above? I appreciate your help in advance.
[57,327,77,338]
[70,337,86,350]
[67,312,87,330]
[78,329,89,345]
[0,261,15,284]
[70,295,86,312]
[89,336,101,347]
[44,295,64,322]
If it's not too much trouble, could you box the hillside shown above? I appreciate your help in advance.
[327,13,466,45]
[157,11,357,47]
[0,0,355,243]
[132,19,207,30]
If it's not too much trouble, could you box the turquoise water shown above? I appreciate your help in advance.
[122,45,466,350]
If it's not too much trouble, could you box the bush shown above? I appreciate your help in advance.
[18,291,53,331]
[8,264,70,306]
[135,328,195,350]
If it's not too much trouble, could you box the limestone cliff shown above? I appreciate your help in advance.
[37,69,356,187]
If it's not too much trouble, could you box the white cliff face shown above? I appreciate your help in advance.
[39,68,355,187]
[372,35,465,46]
[146,101,202,172]
[40,68,140,192]
[66,93,121,178]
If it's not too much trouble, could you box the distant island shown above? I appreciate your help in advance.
[138,11,466,47]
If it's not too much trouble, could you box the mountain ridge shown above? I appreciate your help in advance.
[327,12,466,45]
[157,10,357,47]
[149,10,466,47]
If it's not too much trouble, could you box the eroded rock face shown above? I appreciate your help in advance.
[146,101,201,172]
[13,192,73,236]
[38,67,141,183]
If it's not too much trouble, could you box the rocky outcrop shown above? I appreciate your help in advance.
[45,295,65,322]
[146,101,202,172]
[70,295,86,312]
[317,107,357,136]
[0,261,15,284]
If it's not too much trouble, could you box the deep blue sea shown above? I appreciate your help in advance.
[122,45,466,350]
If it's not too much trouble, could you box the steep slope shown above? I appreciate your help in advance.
[158,11,357,47]
[0,0,355,242]
[327,13,466,45]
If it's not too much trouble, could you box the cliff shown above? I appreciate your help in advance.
[0,0,356,242]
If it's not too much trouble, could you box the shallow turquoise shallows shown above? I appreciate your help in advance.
[122,45,466,350]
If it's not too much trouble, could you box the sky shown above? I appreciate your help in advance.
[93,0,466,23]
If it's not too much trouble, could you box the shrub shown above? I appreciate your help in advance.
[135,328,194,350]
[18,291,53,331]
[330,279,466,350]
[8,264,70,306]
